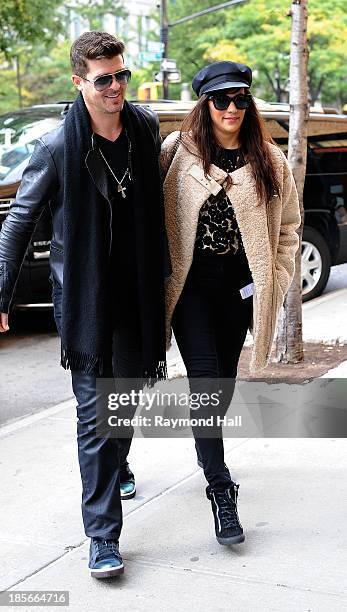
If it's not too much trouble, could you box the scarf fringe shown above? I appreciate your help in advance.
[61,348,104,375]
[143,360,168,387]
[61,348,167,383]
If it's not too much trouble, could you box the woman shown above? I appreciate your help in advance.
[160,61,301,547]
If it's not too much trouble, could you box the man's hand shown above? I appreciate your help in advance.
[0,313,9,332]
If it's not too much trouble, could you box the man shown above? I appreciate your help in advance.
[0,31,168,578]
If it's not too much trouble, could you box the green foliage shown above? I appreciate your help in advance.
[0,0,63,58]
[167,0,222,99]
[0,0,346,111]
[133,0,219,100]
[0,0,126,112]
[20,41,77,106]
[165,0,347,107]
[0,68,21,114]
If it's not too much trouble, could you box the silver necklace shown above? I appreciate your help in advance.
[97,129,132,199]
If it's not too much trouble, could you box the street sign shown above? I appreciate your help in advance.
[160,58,177,72]
[139,51,162,62]
[154,70,181,84]
[147,41,165,53]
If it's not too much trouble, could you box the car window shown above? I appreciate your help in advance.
[0,113,61,184]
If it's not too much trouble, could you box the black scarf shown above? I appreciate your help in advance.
[61,93,167,382]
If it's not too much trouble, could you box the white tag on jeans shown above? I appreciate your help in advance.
[240,282,254,299]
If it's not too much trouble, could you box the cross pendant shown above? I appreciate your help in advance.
[117,184,126,198]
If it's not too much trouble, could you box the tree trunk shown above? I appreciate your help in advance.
[275,0,309,364]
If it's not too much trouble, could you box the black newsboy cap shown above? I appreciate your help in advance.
[192,61,252,97]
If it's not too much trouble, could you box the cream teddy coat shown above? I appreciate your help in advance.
[161,131,301,373]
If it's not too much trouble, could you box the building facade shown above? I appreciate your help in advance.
[68,0,160,70]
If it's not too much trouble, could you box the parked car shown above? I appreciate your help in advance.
[0,99,347,310]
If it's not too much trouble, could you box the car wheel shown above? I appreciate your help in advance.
[301,226,331,302]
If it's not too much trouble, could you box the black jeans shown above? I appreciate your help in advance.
[172,250,253,490]
[51,277,142,539]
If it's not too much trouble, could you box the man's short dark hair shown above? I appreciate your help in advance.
[70,31,125,76]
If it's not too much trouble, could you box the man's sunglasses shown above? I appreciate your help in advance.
[208,93,252,111]
[82,68,131,91]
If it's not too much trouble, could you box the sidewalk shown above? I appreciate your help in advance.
[1,290,347,611]
[168,288,347,378]
[302,287,347,376]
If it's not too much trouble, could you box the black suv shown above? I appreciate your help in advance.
[0,100,347,309]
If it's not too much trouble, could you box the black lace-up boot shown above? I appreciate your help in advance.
[206,483,245,545]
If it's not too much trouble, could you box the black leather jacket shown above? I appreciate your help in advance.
[0,103,162,313]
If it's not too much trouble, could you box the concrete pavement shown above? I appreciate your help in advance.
[1,406,347,611]
[303,288,347,377]
[1,288,347,611]
[168,287,347,378]
[302,288,347,344]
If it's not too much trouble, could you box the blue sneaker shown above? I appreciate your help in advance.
[89,538,124,578]
[120,462,136,500]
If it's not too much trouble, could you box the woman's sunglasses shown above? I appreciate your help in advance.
[208,93,252,111]
[82,68,132,92]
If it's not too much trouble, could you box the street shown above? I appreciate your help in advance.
[1,262,347,428]
[324,262,347,294]
[0,312,71,427]
[1,272,347,610]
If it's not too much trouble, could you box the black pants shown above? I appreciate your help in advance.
[52,278,142,539]
[172,250,253,490]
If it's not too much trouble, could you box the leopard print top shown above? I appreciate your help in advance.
[195,148,246,255]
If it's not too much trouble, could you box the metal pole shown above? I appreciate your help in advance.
[158,0,248,99]
[160,0,169,99]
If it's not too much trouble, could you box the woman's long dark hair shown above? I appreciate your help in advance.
[180,94,281,203]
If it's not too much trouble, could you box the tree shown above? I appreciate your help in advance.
[20,41,77,107]
[160,0,225,99]
[0,0,65,108]
[161,0,347,106]
[0,0,126,110]
[0,67,20,114]
[305,4,346,106]
[0,0,63,59]
[275,0,308,366]
[201,0,346,106]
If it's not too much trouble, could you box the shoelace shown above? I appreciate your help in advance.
[94,540,121,563]
[214,490,240,530]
